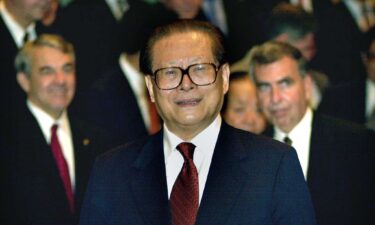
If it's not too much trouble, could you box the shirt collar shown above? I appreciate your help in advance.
[274,107,313,142]
[163,115,222,160]
[0,1,36,48]
[119,53,146,98]
[27,100,70,143]
[366,78,375,117]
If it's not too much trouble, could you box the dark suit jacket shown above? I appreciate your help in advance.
[318,80,367,125]
[0,15,26,124]
[53,0,122,95]
[310,1,366,85]
[81,64,149,148]
[263,113,375,225]
[1,103,109,225]
[79,122,317,225]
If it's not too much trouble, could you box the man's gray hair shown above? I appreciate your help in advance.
[248,41,308,80]
[15,34,75,75]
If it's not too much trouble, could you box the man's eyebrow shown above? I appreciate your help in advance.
[276,75,293,84]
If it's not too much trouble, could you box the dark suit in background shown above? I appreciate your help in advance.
[1,104,109,225]
[318,80,367,125]
[0,15,24,123]
[264,113,375,225]
[82,65,148,148]
[311,1,366,85]
[80,123,316,225]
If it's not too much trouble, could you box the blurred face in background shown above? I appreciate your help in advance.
[17,46,76,119]
[5,0,51,28]
[161,0,202,18]
[292,33,316,61]
[254,56,312,133]
[224,75,267,134]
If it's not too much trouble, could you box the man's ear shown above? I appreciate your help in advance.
[16,72,30,93]
[145,75,155,102]
[221,63,230,94]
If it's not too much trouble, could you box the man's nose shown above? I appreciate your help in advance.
[54,71,66,83]
[179,73,195,90]
[270,87,282,103]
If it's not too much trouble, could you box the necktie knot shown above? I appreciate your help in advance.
[51,124,58,133]
[283,136,292,146]
[176,142,196,161]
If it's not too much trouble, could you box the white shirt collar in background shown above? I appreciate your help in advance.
[119,53,151,129]
[274,107,313,179]
[366,78,375,118]
[0,1,36,48]
[105,0,129,21]
[290,0,313,13]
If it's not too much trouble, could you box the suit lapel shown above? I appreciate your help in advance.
[129,132,171,225]
[69,117,96,209]
[20,105,70,208]
[307,114,336,188]
[196,123,250,225]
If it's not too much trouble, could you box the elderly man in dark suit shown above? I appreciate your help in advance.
[249,41,375,225]
[1,34,109,225]
[79,20,316,225]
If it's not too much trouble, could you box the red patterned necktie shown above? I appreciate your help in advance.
[170,142,199,225]
[50,124,75,213]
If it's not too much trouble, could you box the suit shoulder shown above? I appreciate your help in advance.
[224,124,293,155]
[317,113,373,136]
[95,136,150,167]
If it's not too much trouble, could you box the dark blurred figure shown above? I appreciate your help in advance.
[0,0,52,124]
[1,34,109,225]
[310,0,368,85]
[158,0,264,63]
[80,2,172,148]
[319,26,375,129]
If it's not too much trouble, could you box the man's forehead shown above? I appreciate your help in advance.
[255,57,299,77]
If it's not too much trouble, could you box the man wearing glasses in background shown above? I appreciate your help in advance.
[79,20,316,225]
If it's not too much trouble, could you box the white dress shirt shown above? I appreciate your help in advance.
[0,1,37,48]
[343,0,375,32]
[105,0,129,21]
[119,53,151,130]
[290,0,313,13]
[27,100,76,190]
[274,108,313,179]
[202,0,228,34]
[164,115,222,204]
[366,78,375,118]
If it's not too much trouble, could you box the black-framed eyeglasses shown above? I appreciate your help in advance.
[152,63,221,90]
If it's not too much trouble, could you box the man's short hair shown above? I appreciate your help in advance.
[139,19,227,75]
[15,34,75,75]
[248,41,308,79]
[266,3,317,42]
